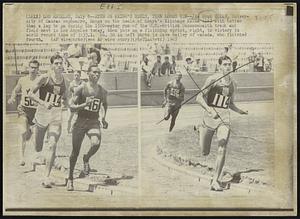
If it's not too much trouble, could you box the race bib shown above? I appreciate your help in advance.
[211,94,229,109]
[84,97,101,112]
[22,96,36,108]
[44,92,62,107]
[169,88,180,98]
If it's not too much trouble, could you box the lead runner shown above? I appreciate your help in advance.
[196,55,248,191]
[67,65,108,191]
[28,54,68,188]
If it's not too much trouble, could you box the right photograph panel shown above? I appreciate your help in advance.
[140,42,275,206]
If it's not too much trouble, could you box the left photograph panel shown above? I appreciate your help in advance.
[3,43,139,209]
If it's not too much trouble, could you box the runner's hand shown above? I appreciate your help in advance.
[162,99,167,108]
[208,108,218,119]
[85,96,94,105]
[43,101,54,110]
[7,97,15,104]
[102,119,108,129]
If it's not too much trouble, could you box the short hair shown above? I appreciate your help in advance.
[90,52,98,58]
[186,58,192,62]
[29,59,40,67]
[50,54,63,64]
[218,55,232,65]
[75,70,81,75]
[157,55,161,59]
[165,56,169,60]
[88,64,100,73]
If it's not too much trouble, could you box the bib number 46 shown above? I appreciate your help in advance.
[84,98,101,112]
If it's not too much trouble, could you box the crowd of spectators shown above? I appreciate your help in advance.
[57,43,119,73]
[141,44,273,87]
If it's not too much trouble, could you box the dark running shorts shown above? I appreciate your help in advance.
[73,116,101,132]
[17,105,36,126]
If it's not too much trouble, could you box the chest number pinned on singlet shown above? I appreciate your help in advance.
[45,92,62,107]
[169,88,180,98]
[23,96,36,107]
[211,94,229,108]
[84,98,101,112]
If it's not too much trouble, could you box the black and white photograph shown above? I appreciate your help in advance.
[2,2,296,216]
[4,43,139,208]
[141,43,275,196]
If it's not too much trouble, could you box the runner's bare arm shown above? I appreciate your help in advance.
[179,86,185,103]
[69,84,92,111]
[164,83,170,101]
[100,89,108,129]
[101,89,108,121]
[196,76,215,114]
[7,78,22,104]
[229,81,248,114]
[28,75,52,108]
[62,80,70,109]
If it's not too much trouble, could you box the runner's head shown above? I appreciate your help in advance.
[74,70,81,80]
[218,55,232,74]
[50,54,64,74]
[28,59,39,75]
[88,65,101,83]
[175,72,182,81]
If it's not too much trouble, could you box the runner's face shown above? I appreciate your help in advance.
[89,67,101,83]
[220,59,232,74]
[28,63,39,75]
[175,74,182,81]
[52,58,64,74]
[74,72,80,80]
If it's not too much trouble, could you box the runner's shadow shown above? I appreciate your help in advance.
[227,169,264,184]
[86,174,134,186]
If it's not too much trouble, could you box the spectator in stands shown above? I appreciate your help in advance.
[264,58,272,72]
[61,51,73,73]
[161,56,171,76]
[165,44,171,54]
[88,52,99,67]
[176,49,183,61]
[68,44,83,58]
[248,49,257,72]
[87,43,102,64]
[141,55,152,87]
[224,44,239,71]
[170,56,176,74]
[254,52,265,72]
[184,57,193,73]
[201,59,208,72]
[194,58,202,72]
[151,55,162,77]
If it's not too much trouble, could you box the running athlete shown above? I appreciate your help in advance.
[196,55,248,191]
[163,72,185,132]
[67,65,108,191]
[28,54,68,188]
[67,71,83,133]
[7,60,40,166]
